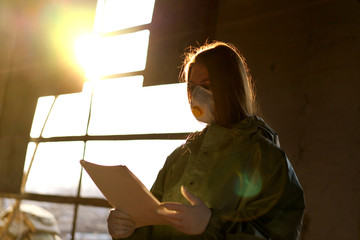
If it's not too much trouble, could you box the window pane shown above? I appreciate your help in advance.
[81,139,184,197]
[21,200,75,240]
[30,96,55,138]
[75,205,111,240]
[92,30,150,77]
[100,0,156,33]
[88,82,205,135]
[91,76,144,95]
[41,92,91,138]
[24,141,84,196]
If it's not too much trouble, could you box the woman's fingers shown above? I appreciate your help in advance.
[157,206,184,222]
[156,186,211,235]
[109,222,135,232]
[109,209,133,219]
[111,216,136,228]
[107,209,136,239]
[181,185,202,206]
[108,209,135,224]
[160,202,187,212]
[160,214,183,226]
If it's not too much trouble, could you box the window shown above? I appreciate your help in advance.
[16,1,205,239]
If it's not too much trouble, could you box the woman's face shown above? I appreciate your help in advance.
[187,63,211,98]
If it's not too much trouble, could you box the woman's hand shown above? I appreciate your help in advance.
[157,185,211,235]
[107,209,135,239]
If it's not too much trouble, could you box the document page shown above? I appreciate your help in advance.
[80,160,169,227]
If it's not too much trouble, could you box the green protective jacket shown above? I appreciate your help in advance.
[119,116,305,240]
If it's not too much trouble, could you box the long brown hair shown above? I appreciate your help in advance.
[182,41,257,127]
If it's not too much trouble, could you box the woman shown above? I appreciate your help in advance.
[107,42,305,240]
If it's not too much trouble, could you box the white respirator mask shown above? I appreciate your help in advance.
[190,86,215,123]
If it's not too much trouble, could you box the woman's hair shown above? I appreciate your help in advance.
[181,41,257,127]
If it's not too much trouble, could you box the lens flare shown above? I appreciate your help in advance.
[234,170,262,198]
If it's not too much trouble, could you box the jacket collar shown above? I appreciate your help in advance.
[186,116,260,153]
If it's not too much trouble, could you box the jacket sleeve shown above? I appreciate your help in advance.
[203,146,305,240]
[113,226,152,240]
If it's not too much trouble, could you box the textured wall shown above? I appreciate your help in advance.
[215,0,360,239]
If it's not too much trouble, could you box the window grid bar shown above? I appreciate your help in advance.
[0,192,111,208]
[99,70,145,80]
[70,87,93,240]
[100,24,151,37]
[30,133,190,143]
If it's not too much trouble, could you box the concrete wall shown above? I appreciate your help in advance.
[215,0,360,239]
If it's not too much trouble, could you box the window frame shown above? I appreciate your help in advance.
[0,1,192,239]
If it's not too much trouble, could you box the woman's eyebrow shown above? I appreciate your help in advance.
[188,76,210,85]
[200,78,210,83]
[190,77,209,82]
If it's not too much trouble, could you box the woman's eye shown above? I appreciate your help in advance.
[187,82,210,91]
[202,84,210,90]
[200,82,211,90]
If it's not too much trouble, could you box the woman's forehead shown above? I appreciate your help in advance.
[189,63,209,83]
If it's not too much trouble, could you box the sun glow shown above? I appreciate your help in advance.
[74,0,155,81]
[74,34,102,80]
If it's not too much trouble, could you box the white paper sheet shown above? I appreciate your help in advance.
[80,160,169,227]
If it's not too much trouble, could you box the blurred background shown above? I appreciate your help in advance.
[0,0,359,239]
